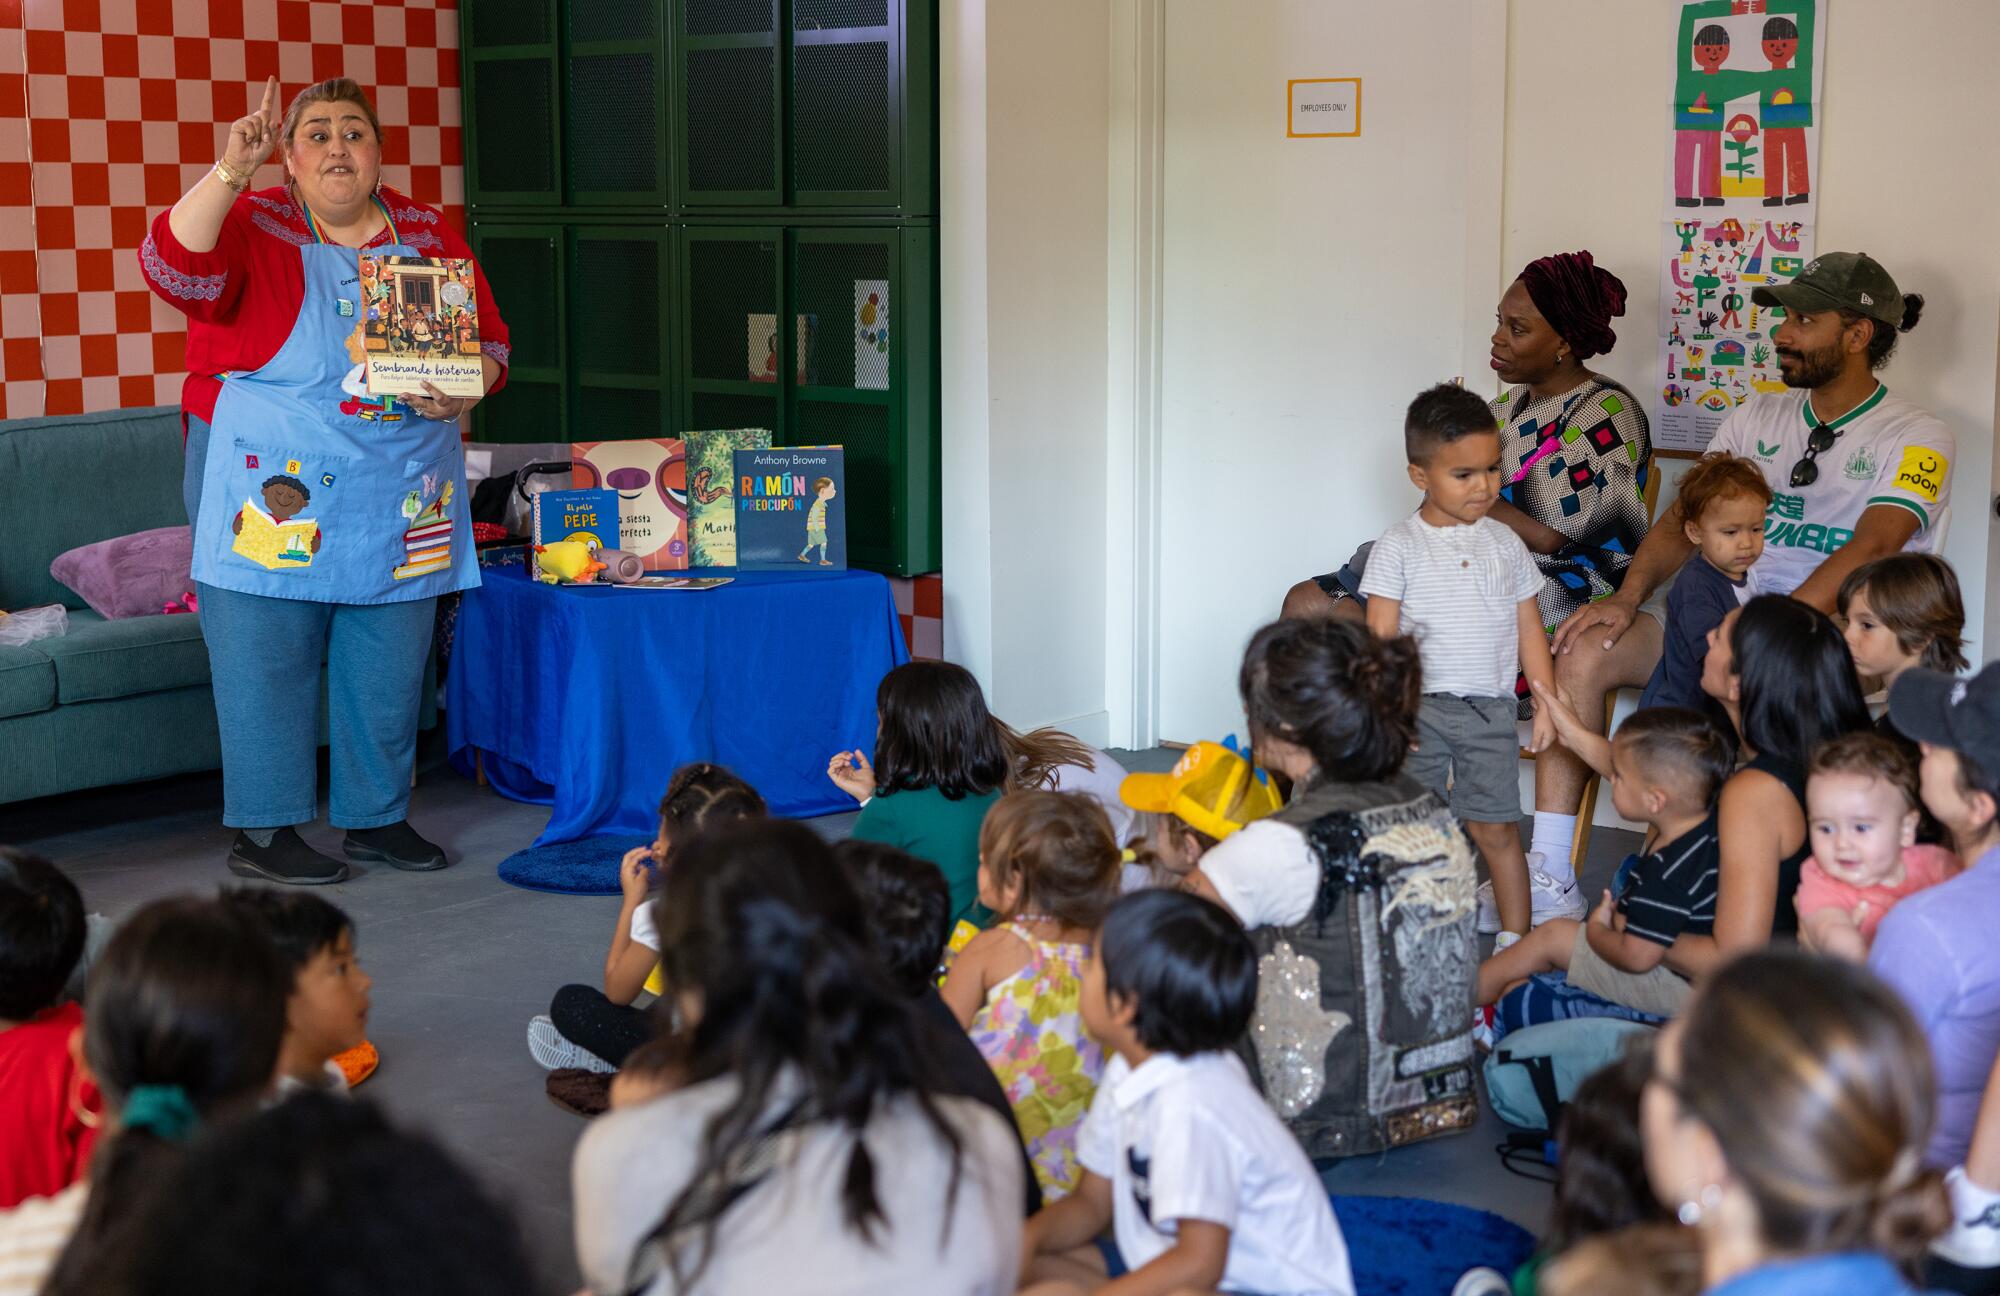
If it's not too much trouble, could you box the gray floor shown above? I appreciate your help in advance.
[7,745,1639,1294]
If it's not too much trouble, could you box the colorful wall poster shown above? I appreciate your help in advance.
[1664,0,1825,220]
[854,280,890,391]
[747,314,819,385]
[571,439,689,571]
[684,427,775,568]
[1655,216,1815,453]
[733,446,846,571]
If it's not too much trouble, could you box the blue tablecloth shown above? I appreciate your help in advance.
[446,563,908,844]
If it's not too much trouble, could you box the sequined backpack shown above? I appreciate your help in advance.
[1237,775,1481,1160]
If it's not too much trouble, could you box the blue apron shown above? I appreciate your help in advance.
[190,198,479,605]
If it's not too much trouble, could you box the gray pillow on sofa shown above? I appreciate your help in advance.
[49,526,196,619]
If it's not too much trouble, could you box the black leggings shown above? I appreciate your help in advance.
[549,984,656,1068]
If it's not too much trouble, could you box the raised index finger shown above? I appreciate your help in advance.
[258,76,279,124]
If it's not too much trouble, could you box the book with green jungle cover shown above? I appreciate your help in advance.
[684,428,774,567]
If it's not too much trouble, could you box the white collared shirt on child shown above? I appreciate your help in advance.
[1076,1050,1354,1296]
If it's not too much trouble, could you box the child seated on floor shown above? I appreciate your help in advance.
[0,848,97,1209]
[528,762,765,1075]
[1457,1043,1682,1296]
[1797,732,1958,962]
[941,790,1122,1200]
[1475,708,1734,1024]
[219,888,373,1094]
[1637,451,1770,712]
[1115,739,1281,892]
[1018,889,1354,1296]
[833,838,1042,1214]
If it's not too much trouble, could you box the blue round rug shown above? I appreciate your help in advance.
[497,835,649,895]
[1330,1194,1536,1295]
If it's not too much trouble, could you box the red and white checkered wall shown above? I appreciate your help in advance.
[0,0,462,419]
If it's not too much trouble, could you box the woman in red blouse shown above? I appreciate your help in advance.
[139,78,510,885]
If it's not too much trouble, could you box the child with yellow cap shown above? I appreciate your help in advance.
[1118,738,1283,888]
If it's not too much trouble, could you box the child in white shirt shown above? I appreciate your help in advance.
[1018,889,1354,1296]
[1361,383,1558,944]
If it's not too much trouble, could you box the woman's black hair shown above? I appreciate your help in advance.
[1728,595,1870,767]
[120,1093,537,1296]
[1546,1042,1670,1255]
[1840,295,1925,370]
[43,897,289,1296]
[1238,617,1423,783]
[871,661,1010,800]
[831,839,951,998]
[0,845,85,1021]
[1097,889,1257,1056]
[217,886,353,973]
[633,819,965,1290]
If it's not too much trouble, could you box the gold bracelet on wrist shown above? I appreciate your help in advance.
[213,160,251,192]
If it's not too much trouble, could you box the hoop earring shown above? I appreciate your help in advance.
[68,1069,102,1130]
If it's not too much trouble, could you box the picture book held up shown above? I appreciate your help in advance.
[732,447,846,572]
[358,255,485,399]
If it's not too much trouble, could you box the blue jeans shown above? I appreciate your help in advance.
[185,416,434,830]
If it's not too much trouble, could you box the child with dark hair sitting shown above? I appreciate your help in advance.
[832,838,1042,1214]
[119,1093,538,1296]
[1019,889,1354,1296]
[219,888,372,1094]
[0,848,97,1209]
[1476,707,1734,1026]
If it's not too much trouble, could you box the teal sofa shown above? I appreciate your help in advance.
[0,405,433,807]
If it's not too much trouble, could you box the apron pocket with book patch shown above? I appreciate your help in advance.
[377,445,465,587]
[216,441,354,581]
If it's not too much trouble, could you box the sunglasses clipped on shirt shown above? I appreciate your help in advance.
[1790,419,1843,488]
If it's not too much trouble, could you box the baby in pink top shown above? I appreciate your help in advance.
[1798,731,1959,961]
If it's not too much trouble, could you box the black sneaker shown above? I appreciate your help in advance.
[228,828,349,886]
[343,821,448,872]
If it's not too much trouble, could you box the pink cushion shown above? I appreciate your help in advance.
[48,526,195,619]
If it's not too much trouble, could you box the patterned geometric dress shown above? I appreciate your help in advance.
[1490,376,1654,634]
[966,923,1107,1200]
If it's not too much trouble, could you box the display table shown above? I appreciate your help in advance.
[446,563,908,844]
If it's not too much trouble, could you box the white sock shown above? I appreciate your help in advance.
[1530,813,1577,880]
[1950,1166,2000,1225]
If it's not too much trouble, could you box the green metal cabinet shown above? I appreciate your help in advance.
[462,0,940,572]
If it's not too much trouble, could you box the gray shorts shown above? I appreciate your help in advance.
[1407,693,1522,824]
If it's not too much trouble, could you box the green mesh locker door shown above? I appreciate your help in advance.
[791,0,899,207]
[788,228,900,569]
[567,226,676,439]
[566,0,671,206]
[676,0,782,206]
[469,223,566,443]
[679,226,784,440]
[462,0,562,207]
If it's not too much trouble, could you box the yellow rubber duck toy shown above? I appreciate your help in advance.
[535,537,607,584]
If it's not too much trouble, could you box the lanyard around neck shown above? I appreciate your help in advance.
[297,191,400,249]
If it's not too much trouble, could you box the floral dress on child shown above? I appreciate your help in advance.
[967,921,1106,1199]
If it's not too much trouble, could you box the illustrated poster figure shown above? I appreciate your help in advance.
[1758,15,1813,206]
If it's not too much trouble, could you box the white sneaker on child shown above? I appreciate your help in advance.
[526,1015,615,1074]
[1935,1167,2000,1269]
[1452,1267,1512,1296]
[1475,853,1586,933]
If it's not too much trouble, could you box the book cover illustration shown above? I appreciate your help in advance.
[231,473,321,570]
[571,440,688,572]
[854,280,889,390]
[529,488,619,583]
[613,576,735,591]
[732,446,845,572]
[359,255,484,399]
[684,427,775,568]
[747,314,818,385]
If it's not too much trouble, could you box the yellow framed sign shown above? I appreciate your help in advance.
[1288,78,1361,138]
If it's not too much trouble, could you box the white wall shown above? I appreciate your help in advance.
[940,0,1113,742]
[1150,0,1509,742]
[1501,0,1999,663]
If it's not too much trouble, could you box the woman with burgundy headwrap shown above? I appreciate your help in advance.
[1286,250,1653,638]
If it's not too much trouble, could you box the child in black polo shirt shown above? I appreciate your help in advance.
[1475,707,1734,1020]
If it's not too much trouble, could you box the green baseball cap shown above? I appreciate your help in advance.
[1751,251,1905,326]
